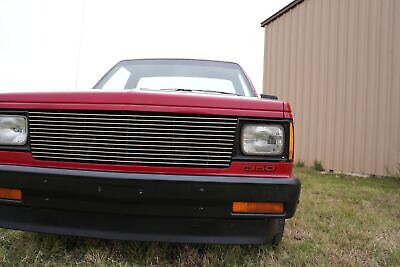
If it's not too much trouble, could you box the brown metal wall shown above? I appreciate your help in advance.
[263,0,400,176]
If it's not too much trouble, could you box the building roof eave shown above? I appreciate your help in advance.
[261,0,305,27]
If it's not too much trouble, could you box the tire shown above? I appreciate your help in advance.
[271,218,285,247]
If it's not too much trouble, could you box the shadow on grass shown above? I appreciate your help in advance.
[0,230,276,266]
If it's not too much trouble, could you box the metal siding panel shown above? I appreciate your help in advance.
[316,0,329,162]
[292,5,301,139]
[265,26,272,94]
[270,22,278,95]
[281,11,290,100]
[280,14,289,98]
[291,6,300,127]
[265,26,271,94]
[302,0,313,165]
[289,6,304,161]
[263,27,272,93]
[353,0,368,173]
[288,8,297,123]
[383,0,394,175]
[262,28,267,92]
[322,0,334,169]
[377,0,391,175]
[390,0,400,175]
[364,0,379,174]
[334,0,348,171]
[325,0,339,169]
[277,15,285,97]
[373,0,383,175]
[343,0,358,172]
[267,26,275,94]
[294,5,303,164]
[295,2,307,163]
[308,0,319,164]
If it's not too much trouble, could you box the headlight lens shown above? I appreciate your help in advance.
[0,116,28,145]
[241,124,284,156]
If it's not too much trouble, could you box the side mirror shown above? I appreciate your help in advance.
[260,94,278,100]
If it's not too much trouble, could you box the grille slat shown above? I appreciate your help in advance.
[30,139,233,148]
[29,127,236,136]
[29,118,237,126]
[32,146,233,156]
[29,111,237,121]
[30,142,233,151]
[32,150,231,160]
[30,122,236,130]
[29,111,238,167]
[31,155,227,166]
[29,133,235,142]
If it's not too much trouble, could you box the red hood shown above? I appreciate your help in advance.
[0,90,286,118]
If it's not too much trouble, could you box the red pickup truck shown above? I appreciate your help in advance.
[0,59,300,245]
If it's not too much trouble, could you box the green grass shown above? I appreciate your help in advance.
[0,168,399,266]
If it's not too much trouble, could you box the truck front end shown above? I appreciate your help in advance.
[0,59,300,245]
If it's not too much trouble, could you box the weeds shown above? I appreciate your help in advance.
[295,161,305,168]
[313,160,324,171]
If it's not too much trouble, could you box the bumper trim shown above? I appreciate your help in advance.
[0,164,300,217]
[0,205,282,244]
[0,164,300,243]
[0,164,295,184]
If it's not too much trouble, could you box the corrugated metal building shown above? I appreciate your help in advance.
[262,0,400,176]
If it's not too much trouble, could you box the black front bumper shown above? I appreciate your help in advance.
[0,165,300,244]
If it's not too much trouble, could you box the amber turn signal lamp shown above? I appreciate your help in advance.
[0,188,22,201]
[289,121,294,161]
[232,202,284,214]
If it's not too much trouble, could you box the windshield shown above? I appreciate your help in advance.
[94,59,256,97]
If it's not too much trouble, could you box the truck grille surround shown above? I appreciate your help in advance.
[28,111,238,168]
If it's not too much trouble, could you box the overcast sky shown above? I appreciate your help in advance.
[0,0,291,93]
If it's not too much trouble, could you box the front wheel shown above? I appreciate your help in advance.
[270,218,285,247]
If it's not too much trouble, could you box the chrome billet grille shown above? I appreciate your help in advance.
[28,111,238,167]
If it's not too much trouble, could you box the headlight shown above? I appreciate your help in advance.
[0,115,28,145]
[241,124,284,156]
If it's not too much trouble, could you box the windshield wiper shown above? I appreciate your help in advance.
[159,88,193,92]
[141,88,239,96]
[189,89,240,96]
[139,88,190,93]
